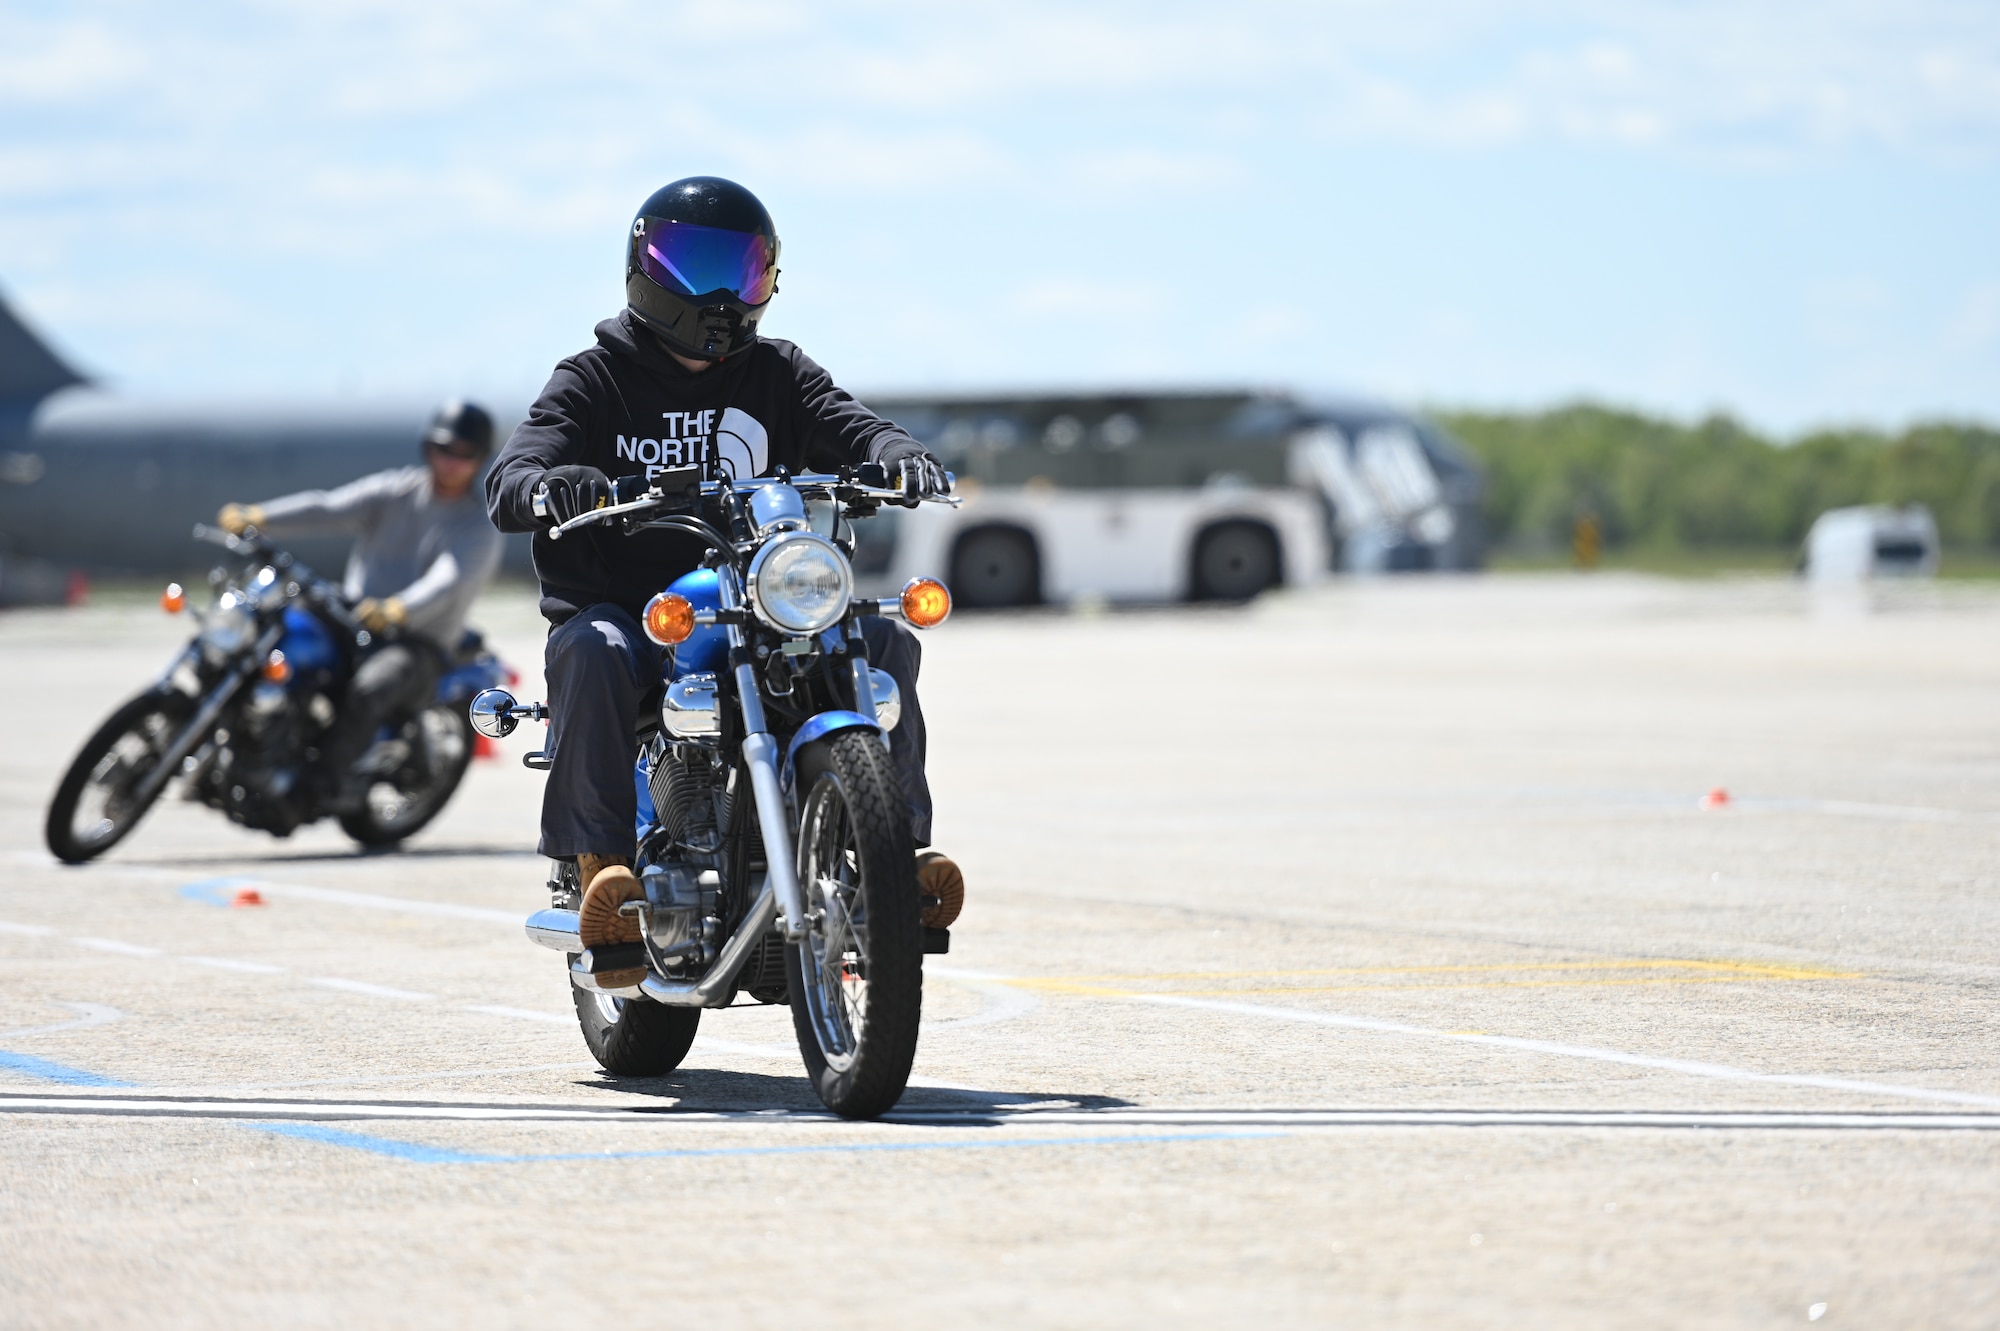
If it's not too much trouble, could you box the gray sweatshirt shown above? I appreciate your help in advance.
[257,466,503,649]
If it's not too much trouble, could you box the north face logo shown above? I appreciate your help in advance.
[615,407,769,481]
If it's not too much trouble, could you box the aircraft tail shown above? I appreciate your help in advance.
[0,289,88,410]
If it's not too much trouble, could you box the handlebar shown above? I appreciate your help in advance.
[541,470,962,543]
[190,523,367,638]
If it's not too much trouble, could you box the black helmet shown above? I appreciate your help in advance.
[423,399,495,457]
[625,177,780,361]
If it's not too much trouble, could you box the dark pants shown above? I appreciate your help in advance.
[539,604,933,857]
[318,642,440,788]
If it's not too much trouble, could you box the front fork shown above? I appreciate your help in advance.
[718,568,812,941]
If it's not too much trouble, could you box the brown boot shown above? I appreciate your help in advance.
[915,849,964,929]
[577,853,646,988]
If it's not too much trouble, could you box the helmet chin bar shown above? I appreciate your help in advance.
[626,274,761,361]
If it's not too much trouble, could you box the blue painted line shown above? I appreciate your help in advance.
[0,1050,133,1087]
[178,877,253,907]
[250,1122,1284,1165]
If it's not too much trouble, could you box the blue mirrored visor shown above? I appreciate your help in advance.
[637,221,776,305]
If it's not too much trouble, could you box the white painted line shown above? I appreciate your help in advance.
[0,921,57,937]
[691,1035,795,1059]
[2,1094,1998,1132]
[0,1003,124,1040]
[462,1005,569,1024]
[1135,994,2000,1109]
[70,937,162,958]
[925,971,1041,1032]
[183,956,286,975]
[308,978,434,1002]
[254,882,519,925]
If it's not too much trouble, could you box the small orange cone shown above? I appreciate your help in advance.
[1700,787,1730,810]
[231,887,265,907]
[473,733,497,760]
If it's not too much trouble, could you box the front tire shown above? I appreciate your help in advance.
[45,689,193,864]
[786,729,923,1119]
[572,978,702,1076]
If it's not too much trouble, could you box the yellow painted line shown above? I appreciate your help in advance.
[1007,958,1861,999]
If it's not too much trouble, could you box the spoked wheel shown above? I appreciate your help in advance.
[45,689,194,864]
[338,704,475,848]
[571,976,702,1076]
[785,729,922,1119]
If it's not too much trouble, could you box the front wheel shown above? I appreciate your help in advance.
[45,689,194,864]
[338,704,475,848]
[786,729,923,1119]
[571,975,702,1076]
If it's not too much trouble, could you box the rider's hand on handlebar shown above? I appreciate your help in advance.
[354,596,406,633]
[217,503,265,535]
[894,455,952,507]
[534,465,615,526]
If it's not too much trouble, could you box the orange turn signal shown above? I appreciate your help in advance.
[161,582,186,614]
[262,649,292,683]
[900,577,952,629]
[643,592,696,646]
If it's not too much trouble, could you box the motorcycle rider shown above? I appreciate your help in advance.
[485,176,964,986]
[217,400,505,810]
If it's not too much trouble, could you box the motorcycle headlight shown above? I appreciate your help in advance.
[746,532,853,636]
[199,595,258,656]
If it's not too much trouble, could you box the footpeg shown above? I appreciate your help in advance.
[577,942,646,974]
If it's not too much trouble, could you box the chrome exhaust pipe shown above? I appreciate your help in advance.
[523,881,780,1010]
[641,882,777,1008]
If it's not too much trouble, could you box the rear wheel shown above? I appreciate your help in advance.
[950,527,1040,608]
[571,980,702,1076]
[45,689,194,864]
[338,704,475,848]
[1191,521,1280,601]
[786,730,922,1119]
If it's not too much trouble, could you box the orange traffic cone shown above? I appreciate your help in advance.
[231,887,265,907]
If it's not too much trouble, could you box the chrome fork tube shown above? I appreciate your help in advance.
[717,567,808,938]
[132,624,281,806]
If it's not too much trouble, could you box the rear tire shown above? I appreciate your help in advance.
[950,527,1040,608]
[1191,521,1280,601]
[786,729,922,1119]
[572,979,702,1076]
[338,704,475,848]
[45,689,194,864]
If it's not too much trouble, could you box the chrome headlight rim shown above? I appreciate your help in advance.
[198,598,259,656]
[745,532,854,636]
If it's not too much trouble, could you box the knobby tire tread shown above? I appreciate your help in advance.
[787,729,923,1119]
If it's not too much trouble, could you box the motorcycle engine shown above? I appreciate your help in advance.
[640,739,726,972]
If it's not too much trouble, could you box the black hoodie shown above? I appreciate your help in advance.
[488,312,926,623]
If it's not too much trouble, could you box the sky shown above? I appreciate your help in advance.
[2,0,1997,432]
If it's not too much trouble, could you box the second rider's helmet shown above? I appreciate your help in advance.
[625,177,780,362]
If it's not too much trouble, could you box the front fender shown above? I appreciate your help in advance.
[782,709,880,792]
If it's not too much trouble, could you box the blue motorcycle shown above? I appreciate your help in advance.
[469,464,958,1118]
[45,525,508,862]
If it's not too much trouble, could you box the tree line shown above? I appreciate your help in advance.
[1432,404,2000,553]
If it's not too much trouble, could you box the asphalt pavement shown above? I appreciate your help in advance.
[3,574,1998,1329]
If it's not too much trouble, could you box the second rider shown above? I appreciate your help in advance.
[486,176,964,986]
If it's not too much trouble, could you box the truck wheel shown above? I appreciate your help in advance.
[1191,521,1280,601]
[950,527,1040,608]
